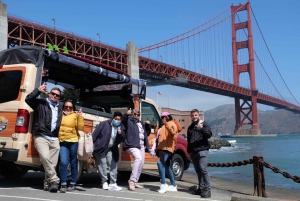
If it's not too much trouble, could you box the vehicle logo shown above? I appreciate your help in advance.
[0,116,8,133]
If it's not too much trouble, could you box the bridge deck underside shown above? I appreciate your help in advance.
[6,16,300,113]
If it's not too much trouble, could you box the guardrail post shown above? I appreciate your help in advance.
[253,156,267,197]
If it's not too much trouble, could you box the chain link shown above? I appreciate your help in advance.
[259,159,300,183]
[208,159,253,167]
[208,158,300,183]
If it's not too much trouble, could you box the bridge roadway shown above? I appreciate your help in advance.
[5,14,300,113]
[0,170,298,201]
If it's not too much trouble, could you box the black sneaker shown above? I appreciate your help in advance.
[67,184,76,192]
[200,190,211,198]
[193,188,201,195]
[60,185,67,193]
[49,181,58,193]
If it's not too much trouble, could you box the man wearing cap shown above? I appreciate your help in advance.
[122,108,151,191]
[92,111,125,191]
[187,109,212,198]
[156,111,178,194]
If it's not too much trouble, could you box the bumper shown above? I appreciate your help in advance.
[0,148,19,162]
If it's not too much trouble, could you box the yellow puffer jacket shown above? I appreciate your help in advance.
[156,121,178,153]
[58,112,84,142]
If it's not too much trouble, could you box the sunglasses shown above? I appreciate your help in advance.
[133,113,140,116]
[64,106,73,109]
[50,92,60,97]
[161,116,166,119]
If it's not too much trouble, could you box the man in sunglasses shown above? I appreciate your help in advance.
[25,83,63,193]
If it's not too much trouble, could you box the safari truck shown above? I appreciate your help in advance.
[0,46,190,181]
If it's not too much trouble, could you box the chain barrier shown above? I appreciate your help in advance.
[259,159,300,183]
[208,157,300,184]
[208,159,253,167]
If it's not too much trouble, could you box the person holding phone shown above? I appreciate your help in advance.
[58,100,84,193]
[187,109,212,198]
[25,83,63,192]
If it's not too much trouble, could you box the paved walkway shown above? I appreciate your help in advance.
[143,171,300,201]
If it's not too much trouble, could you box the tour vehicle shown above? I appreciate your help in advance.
[0,46,190,181]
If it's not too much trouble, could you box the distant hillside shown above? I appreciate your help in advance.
[204,104,300,134]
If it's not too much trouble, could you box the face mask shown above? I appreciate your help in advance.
[112,120,121,127]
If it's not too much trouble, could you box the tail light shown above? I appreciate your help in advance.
[15,109,30,133]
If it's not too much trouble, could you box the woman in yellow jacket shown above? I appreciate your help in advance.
[155,111,178,194]
[58,100,84,193]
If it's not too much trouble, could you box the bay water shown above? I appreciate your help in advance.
[187,134,300,190]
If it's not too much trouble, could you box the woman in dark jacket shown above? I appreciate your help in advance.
[122,109,151,191]
[92,111,125,191]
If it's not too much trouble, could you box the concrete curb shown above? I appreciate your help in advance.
[231,193,283,201]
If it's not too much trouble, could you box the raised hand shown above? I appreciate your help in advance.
[117,127,121,135]
[77,108,83,116]
[38,82,47,94]
[126,108,132,115]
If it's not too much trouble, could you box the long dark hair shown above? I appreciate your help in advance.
[63,99,76,111]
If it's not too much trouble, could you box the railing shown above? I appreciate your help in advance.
[208,156,300,198]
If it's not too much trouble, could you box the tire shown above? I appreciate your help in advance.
[170,154,184,181]
[0,162,28,179]
[76,160,83,182]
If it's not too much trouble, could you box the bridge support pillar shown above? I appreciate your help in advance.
[232,2,261,136]
[0,0,7,51]
[126,41,140,110]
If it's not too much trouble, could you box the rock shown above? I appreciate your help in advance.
[209,137,231,149]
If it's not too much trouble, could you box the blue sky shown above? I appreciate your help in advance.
[3,0,300,112]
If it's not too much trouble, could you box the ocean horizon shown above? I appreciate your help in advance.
[187,133,300,191]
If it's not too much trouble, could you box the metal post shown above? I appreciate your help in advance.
[52,18,56,32]
[253,156,267,197]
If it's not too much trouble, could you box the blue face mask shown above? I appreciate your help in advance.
[112,120,121,127]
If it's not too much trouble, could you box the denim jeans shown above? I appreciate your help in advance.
[59,141,78,185]
[157,151,176,186]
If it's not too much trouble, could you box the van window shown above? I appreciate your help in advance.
[0,70,22,103]
[141,102,161,128]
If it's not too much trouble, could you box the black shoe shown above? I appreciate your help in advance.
[200,190,211,198]
[193,188,201,195]
[49,182,58,193]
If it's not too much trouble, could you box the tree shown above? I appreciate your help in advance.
[61,88,79,102]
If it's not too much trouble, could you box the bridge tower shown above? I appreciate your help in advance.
[231,2,261,135]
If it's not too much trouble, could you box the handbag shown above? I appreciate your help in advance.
[77,130,94,160]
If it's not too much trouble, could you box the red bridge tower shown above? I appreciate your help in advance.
[231,2,261,135]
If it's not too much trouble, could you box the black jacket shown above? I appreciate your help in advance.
[121,114,150,152]
[92,119,125,162]
[187,120,212,153]
[25,88,62,137]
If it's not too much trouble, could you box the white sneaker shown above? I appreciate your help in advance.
[158,183,168,194]
[109,183,122,191]
[102,182,109,190]
[167,185,177,192]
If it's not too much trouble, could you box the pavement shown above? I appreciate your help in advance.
[143,170,300,201]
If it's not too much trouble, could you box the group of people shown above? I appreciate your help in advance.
[25,84,213,199]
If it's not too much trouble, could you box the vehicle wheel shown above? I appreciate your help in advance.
[76,160,83,182]
[0,162,28,179]
[171,154,184,181]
